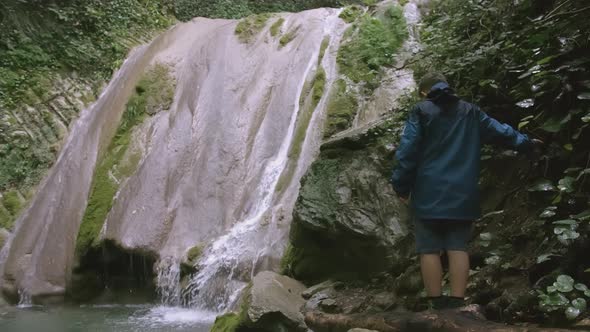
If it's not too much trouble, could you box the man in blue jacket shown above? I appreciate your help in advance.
[391,73,541,310]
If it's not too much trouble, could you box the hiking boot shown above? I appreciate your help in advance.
[446,296,466,309]
[427,296,447,310]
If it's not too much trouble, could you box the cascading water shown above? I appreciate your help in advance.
[155,258,182,306]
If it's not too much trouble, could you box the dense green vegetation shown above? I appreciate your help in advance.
[0,0,174,225]
[414,0,590,323]
[174,0,366,21]
[75,64,175,257]
[0,0,173,109]
[337,5,407,92]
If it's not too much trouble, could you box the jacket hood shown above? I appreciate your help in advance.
[427,81,460,105]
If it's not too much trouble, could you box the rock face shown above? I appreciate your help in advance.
[246,271,308,331]
[284,118,411,282]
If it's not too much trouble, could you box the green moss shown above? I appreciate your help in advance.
[275,66,326,194]
[339,5,363,23]
[279,26,300,48]
[318,36,330,65]
[270,17,285,37]
[311,68,326,106]
[210,313,242,332]
[210,284,253,332]
[337,5,407,92]
[235,13,272,43]
[0,205,12,230]
[2,191,22,216]
[324,79,358,138]
[187,244,204,263]
[75,64,175,257]
[399,0,409,6]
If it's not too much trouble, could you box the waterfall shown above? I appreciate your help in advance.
[0,0,422,308]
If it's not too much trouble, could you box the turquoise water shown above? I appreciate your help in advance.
[0,304,215,332]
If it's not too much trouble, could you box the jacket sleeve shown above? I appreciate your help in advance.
[390,106,422,197]
[478,107,533,152]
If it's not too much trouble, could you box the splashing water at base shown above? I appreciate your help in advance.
[0,305,216,332]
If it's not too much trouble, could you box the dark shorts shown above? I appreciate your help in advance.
[414,218,473,254]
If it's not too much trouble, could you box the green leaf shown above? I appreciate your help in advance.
[574,283,588,292]
[528,179,557,192]
[555,275,575,292]
[544,292,569,306]
[480,232,492,241]
[518,120,530,130]
[540,117,562,133]
[553,219,578,226]
[537,55,557,65]
[557,177,575,193]
[485,255,501,265]
[572,298,587,311]
[572,209,590,221]
[540,209,556,218]
[578,92,590,100]
[565,306,581,320]
[516,98,534,108]
[564,167,583,174]
[582,113,590,123]
[537,254,554,264]
[541,115,569,133]
[563,144,573,151]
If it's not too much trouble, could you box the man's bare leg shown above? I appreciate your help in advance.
[447,250,469,297]
[420,253,443,297]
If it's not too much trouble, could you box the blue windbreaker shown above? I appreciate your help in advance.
[390,83,533,220]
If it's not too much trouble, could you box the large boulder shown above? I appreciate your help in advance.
[283,118,411,282]
[210,271,308,332]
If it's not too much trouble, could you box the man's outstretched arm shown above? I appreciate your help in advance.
[477,107,538,152]
[391,106,422,199]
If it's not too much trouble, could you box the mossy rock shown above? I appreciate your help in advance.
[318,36,330,65]
[236,13,272,43]
[279,26,300,48]
[210,312,243,332]
[324,79,358,138]
[181,244,204,275]
[269,18,285,37]
[75,64,175,257]
[1,191,22,216]
[286,121,410,282]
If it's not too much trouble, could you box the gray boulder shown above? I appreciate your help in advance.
[210,271,308,332]
[246,271,308,331]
